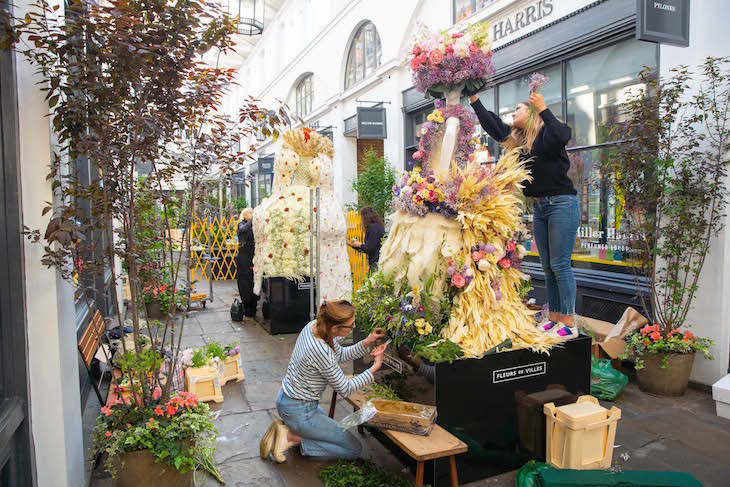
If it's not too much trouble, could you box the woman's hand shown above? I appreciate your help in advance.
[363,327,385,347]
[369,352,384,373]
[469,94,479,103]
[347,239,362,248]
[529,93,547,113]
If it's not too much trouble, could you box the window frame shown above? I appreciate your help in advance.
[344,22,382,90]
[295,74,313,117]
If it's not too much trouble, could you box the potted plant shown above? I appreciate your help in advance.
[5,0,287,483]
[180,346,224,403]
[221,343,244,385]
[605,58,729,395]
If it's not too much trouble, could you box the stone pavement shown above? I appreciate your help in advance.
[87,280,730,486]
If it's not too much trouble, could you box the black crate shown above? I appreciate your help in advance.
[258,277,316,335]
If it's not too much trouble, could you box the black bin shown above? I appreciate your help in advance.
[515,386,578,460]
[259,277,316,335]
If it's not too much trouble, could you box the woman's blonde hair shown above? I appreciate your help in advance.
[314,300,355,349]
[238,208,253,223]
[501,101,544,153]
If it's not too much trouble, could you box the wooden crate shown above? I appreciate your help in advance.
[220,355,245,386]
[185,366,223,403]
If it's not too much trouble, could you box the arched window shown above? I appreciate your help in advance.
[296,74,313,117]
[344,22,382,90]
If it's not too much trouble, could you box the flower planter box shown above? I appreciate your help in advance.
[219,355,245,386]
[114,449,192,487]
[636,352,695,397]
[145,300,163,319]
[184,366,223,403]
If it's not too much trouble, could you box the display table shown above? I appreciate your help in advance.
[258,277,316,335]
[354,334,591,486]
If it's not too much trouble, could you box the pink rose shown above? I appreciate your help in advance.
[413,150,424,160]
[471,251,485,262]
[469,43,479,54]
[451,274,466,289]
[506,241,516,252]
[410,56,422,70]
[498,258,511,269]
[428,49,444,65]
[419,52,428,64]
[412,45,421,55]
[445,45,454,54]
[452,32,463,39]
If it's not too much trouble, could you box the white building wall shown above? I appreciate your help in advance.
[15,0,85,484]
[660,0,730,385]
[229,0,730,385]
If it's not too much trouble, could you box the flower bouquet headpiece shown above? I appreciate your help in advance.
[408,21,495,98]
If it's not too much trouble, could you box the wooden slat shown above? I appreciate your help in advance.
[78,311,105,366]
[343,387,468,461]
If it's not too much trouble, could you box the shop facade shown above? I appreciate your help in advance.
[230,0,729,386]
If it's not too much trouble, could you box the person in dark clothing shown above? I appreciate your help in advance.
[347,206,385,273]
[236,208,257,317]
[469,92,579,335]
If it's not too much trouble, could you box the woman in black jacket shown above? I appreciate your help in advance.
[469,92,579,336]
[347,206,385,273]
[236,208,257,317]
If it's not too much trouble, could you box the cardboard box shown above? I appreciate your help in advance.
[576,307,648,359]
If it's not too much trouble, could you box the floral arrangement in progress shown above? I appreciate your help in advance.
[358,20,557,360]
[181,341,241,370]
[408,21,495,97]
[257,128,332,282]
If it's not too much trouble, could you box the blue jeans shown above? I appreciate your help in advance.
[532,195,580,315]
[275,389,362,459]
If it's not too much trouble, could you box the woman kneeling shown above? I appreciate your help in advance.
[260,300,385,462]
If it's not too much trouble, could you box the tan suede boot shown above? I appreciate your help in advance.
[259,419,283,459]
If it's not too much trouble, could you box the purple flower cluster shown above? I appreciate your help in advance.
[412,49,495,95]
[529,72,549,94]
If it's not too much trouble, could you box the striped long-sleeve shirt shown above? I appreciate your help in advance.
[281,321,373,401]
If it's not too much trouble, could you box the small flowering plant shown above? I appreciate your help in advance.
[623,325,714,369]
[408,21,495,97]
[181,341,239,369]
[91,391,222,480]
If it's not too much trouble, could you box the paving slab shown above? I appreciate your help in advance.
[213,410,274,464]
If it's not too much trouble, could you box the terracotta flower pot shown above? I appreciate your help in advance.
[636,352,695,397]
[145,300,163,319]
[115,449,192,487]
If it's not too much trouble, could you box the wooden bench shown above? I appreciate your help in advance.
[77,310,109,406]
[329,388,468,487]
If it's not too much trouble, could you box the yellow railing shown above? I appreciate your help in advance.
[346,210,368,292]
[189,215,239,282]
[189,212,369,288]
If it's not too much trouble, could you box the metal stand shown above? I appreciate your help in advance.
[308,188,321,320]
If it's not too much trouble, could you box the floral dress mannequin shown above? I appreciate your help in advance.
[315,152,353,303]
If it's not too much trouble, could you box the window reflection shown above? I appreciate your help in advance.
[566,40,657,147]
[498,64,562,123]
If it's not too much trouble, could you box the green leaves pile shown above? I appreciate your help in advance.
[413,340,464,364]
[319,459,426,487]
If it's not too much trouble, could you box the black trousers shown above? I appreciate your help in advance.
[236,255,257,316]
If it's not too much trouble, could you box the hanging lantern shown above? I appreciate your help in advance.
[233,0,264,36]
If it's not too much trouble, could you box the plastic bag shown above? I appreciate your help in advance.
[590,356,628,401]
[338,400,378,429]
[515,460,553,487]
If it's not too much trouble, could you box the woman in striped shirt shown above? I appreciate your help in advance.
[260,300,386,463]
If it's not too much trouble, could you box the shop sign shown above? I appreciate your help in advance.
[297,281,311,290]
[258,157,274,174]
[637,0,690,47]
[356,106,387,140]
[382,353,404,374]
[493,361,546,383]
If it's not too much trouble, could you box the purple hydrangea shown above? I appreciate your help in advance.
[529,72,549,94]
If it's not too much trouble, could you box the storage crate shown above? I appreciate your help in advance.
[516,386,578,460]
[185,365,223,403]
[544,395,620,470]
[220,355,245,386]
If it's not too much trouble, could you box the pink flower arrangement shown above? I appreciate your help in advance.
[408,22,495,96]
[447,258,474,290]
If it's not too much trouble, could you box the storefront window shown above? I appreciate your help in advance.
[498,64,562,121]
[295,74,313,117]
[511,40,657,269]
[566,39,657,147]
